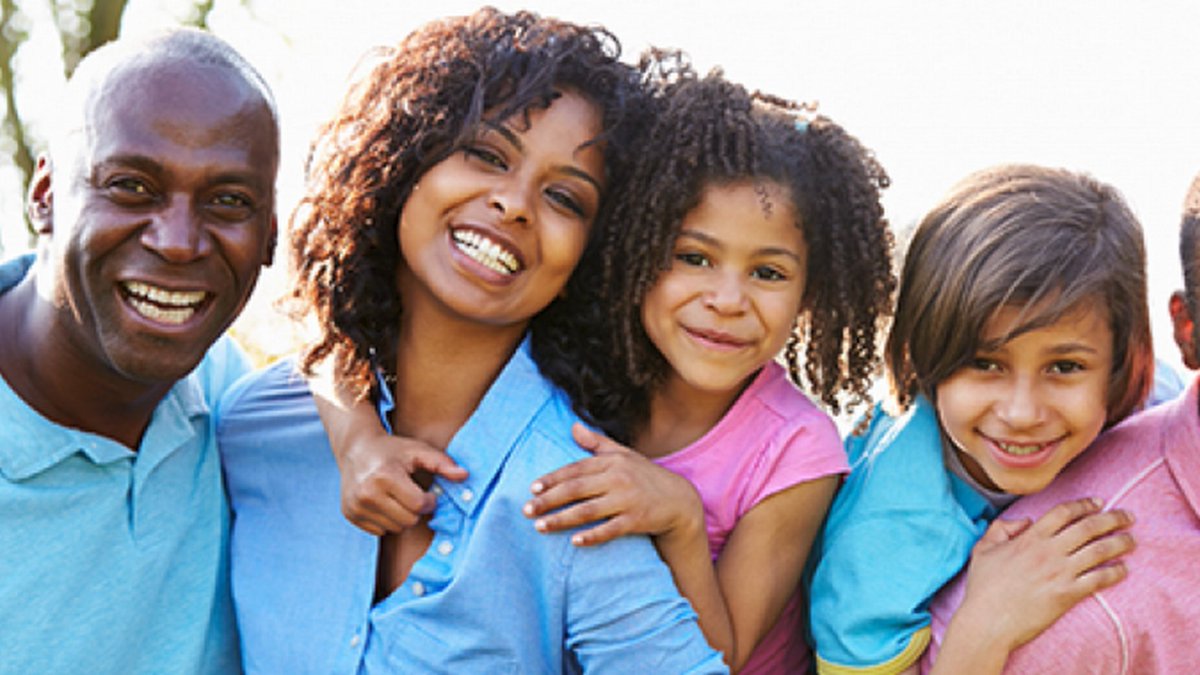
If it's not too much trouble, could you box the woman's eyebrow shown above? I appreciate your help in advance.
[488,123,602,193]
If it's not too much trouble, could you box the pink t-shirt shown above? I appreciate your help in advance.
[655,361,848,675]
[924,377,1200,674]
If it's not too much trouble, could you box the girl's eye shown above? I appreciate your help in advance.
[751,265,787,282]
[545,188,585,217]
[1048,360,1085,375]
[675,251,710,268]
[464,146,506,169]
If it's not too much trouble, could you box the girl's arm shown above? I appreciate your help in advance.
[708,474,838,671]
[524,423,836,672]
[310,378,466,535]
[927,498,1134,675]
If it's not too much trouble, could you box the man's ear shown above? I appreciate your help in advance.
[263,214,278,267]
[26,156,54,235]
[1169,291,1200,369]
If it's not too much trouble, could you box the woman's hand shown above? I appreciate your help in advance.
[523,423,704,546]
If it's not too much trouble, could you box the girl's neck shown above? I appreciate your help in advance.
[634,371,752,459]
[389,304,528,450]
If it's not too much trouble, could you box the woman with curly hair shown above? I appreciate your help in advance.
[519,62,897,673]
[216,9,724,673]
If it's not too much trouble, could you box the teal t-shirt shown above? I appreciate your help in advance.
[807,397,998,674]
[0,253,247,674]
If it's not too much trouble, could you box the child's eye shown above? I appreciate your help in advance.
[675,251,710,268]
[464,146,507,170]
[751,265,787,282]
[969,358,1000,372]
[1048,360,1085,375]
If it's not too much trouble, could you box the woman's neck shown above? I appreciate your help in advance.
[634,372,749,459]
[389,307,527,450]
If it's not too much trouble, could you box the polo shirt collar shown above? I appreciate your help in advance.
[374,336,551,517]
[0,370,210,481]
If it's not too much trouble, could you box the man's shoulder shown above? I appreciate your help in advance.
[0,253,34,294]
[216,358,309,419]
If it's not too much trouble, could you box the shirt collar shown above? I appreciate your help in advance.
[906,396,1002,522]
[374,336,554,516]
[0,369,210,480]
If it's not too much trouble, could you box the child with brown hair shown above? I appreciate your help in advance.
[807,164,1146,674]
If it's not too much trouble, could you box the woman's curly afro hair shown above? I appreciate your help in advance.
[288,7,646,397]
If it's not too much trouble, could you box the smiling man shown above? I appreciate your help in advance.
[0,29,277,673]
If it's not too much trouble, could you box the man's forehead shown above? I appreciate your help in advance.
[54,41,277,158]
[65,58,278,172]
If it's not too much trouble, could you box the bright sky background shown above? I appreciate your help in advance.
[4,0,1199,371]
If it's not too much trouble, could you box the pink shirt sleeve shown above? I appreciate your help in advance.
[743,405,846,512]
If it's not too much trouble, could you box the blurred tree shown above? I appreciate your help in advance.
[1,0,35,238]
[0,0,216,251]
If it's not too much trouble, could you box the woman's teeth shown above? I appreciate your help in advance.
[452,230,519,274]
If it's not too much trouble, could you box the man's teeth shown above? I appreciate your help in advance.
[452,230,519,274]
[127,298,195,325]
[124,281,206,306]
[999,442,1043,456]
[123,281,205,325]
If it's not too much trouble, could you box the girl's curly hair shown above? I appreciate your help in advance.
[288,7,645,397]
[537,56,896,441]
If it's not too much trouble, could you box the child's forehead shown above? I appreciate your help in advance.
[978,296,1110,349]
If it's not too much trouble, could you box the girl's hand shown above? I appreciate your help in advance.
[337,434,468,536]
[523,423,704,546]
[933,497,1135,673]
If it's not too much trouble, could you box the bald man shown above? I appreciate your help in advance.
[0,29,278,673]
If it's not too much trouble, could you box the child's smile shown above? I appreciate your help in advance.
[936,301,1113,494]
[641,180,807,401]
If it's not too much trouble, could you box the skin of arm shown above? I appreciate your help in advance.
[927,498,1135,675]
[310,377,467,536]
[524,423,837,672]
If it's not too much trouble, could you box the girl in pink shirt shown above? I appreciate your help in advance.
[322,59,896,673]
[518,63,895,672]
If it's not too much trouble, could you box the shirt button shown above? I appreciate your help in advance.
[437,540,454,556]
[431,484,444,496]
[461,488,474,502]
[412,581,426,597]
[349,634,361,648]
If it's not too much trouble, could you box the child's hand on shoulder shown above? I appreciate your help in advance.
[523,423,703,547]
[953,497,1135,653]
[337,434,468,536]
